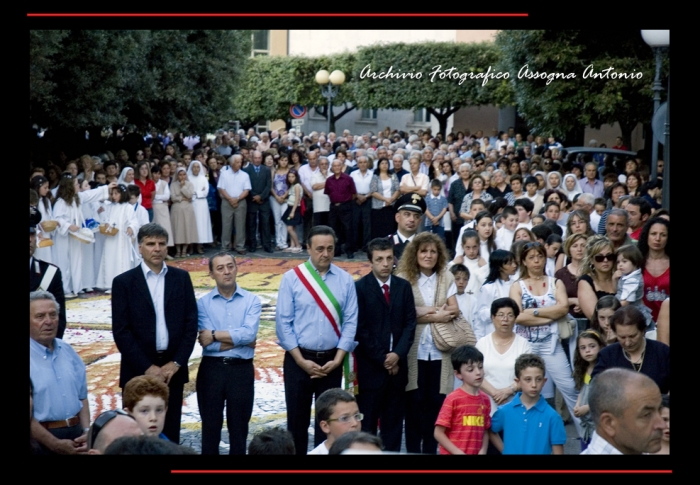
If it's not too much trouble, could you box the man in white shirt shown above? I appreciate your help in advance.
[298,150,320,247]
[575,193,601,234]
[218,154,251,254]
[111,223,198,443]
[350,155,373,253]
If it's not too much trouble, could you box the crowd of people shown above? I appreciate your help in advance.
[30,125,669,456]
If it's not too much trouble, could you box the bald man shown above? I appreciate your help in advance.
[582,368,666,454]
[88,411,143,455]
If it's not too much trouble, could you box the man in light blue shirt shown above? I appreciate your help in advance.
[196,251,260,455]
[30,290,89,454]
[276,225,358,454]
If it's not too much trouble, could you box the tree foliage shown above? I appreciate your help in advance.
[232,53,358,128]
[495,30,664,144]
[29,30,251,133]
[352,41,505,136]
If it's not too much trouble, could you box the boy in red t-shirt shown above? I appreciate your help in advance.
[434,345,491,455]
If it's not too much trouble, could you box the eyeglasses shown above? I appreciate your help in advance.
[326,413,364,424]
[88,409,132,449]
[495,313,515,320]
[594,253,616,263]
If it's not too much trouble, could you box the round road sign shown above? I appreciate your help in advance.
[290,104,307,119]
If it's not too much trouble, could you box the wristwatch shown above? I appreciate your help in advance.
[173,361,181,368]
[212,330,218,342]
[533,309,540,317]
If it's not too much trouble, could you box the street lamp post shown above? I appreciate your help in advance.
[641,30,669,185]
[315,69,346,134]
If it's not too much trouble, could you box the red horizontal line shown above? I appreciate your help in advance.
[28,13,529,17]
[172,470,673,474]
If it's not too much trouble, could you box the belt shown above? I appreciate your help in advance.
[40,415,80,429]
[299,347,337,360]
[332,201,351,206]
[204,356,253,366]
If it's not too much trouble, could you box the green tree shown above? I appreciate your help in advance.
[352,42,505,137]
[495,30,662,146]
[29,30,251,134]
[232,53,357,132]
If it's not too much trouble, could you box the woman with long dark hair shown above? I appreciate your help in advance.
[31,176,57,263]
[637,217,670,322]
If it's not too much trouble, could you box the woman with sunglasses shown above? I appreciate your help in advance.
[509,241,582,438]
[577,235,617,322]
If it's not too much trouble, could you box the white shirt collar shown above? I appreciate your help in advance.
[141,261,168,278]
[418,271,436,287]
[376,275,391,288]
[397,231,415,243]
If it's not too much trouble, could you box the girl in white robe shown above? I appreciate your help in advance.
[96,184,138,292]
[473,250,518,340]
[31,176,56,263]
[53,176,111,297]
[187,160,213,253]
[78,179,100,292]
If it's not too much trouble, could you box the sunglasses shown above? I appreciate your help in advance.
[523,242,542,250]
[88,409,132,449]
[594,253,616,263]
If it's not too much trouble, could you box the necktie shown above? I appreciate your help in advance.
[382,284,390,305]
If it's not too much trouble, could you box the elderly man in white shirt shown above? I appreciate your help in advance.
[218,154,251,254]
[350,155,373,253]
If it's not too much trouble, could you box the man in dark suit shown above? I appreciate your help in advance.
[243,150,273,253]
[111,223,197,443]
[30,211,67,339]
[354,237,416,451]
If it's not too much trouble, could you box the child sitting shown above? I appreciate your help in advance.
[308,388,361,455]
[122,375,169,440]
[489,353,566,454]
[434,345,490,454]
[613,244,654,330]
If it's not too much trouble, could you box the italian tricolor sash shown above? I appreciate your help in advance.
[293,261,358,395]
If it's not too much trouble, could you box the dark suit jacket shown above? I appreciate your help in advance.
[355,272,416,391]
[243,164,271,211]
[111,264,198,388]
[30,257,67,339]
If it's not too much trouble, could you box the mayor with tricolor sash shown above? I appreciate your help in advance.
[276,225,359,455]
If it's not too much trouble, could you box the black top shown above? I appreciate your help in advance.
[592,339,670,394]
[579,274,615,301]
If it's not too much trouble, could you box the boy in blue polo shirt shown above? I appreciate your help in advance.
[489,354,566,454]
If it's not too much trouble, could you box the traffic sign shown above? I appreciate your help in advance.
[290,104,307,119]
[291,119,305,127]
